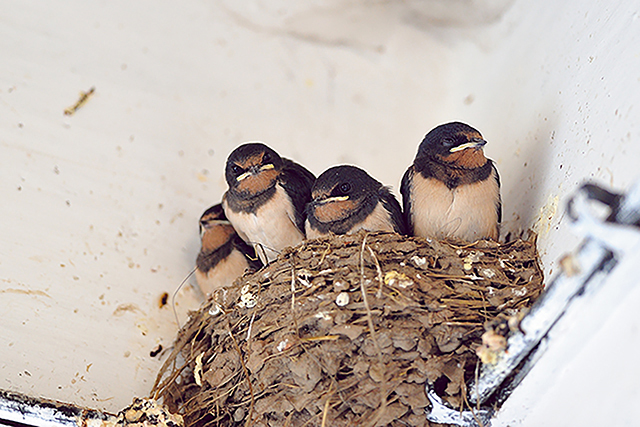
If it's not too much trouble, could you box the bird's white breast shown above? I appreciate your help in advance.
[195,248,250,295]
[411,170,499,241]
[224,185,304,263]
[351,203,396,234]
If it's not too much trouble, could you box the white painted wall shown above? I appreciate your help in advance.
[1,0,638,422]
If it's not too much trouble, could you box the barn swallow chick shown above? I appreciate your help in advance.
[305,165,407,238]
[195,204,262,295]
[222,142,315,263]
[401,122,501,241]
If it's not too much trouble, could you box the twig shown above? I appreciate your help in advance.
[290,266,299,336]
[299,335,340,343]
[151,346,202,399]
[475,360,481,412]
[359,234,387,426]
[321,382,336,427]
[152,302,212,397]
[247,241,279,265]
[228,329,255,427]
[461,361,485,427]
[366,245,384,298]
[444,240,482,250]
[172,267,196,328]
[64,86,95,115]
[359,236,380,347]
[315,242,332,268]
[246,312,256,343]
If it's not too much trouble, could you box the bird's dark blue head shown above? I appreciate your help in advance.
[308,165,381,223]
[199,203,227,235]
[225,142,284,194]
[311,165,381,204]
[416,122,488,167]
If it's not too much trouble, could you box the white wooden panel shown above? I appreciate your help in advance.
[1,0,639,421]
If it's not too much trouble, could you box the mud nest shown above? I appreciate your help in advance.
[152,231,543,427]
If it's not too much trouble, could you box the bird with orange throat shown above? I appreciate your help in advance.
[195,204,262,295]
[222,142,315,263]
[306,165,406,238]
[401,122,501,242]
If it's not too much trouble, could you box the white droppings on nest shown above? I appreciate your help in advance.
[115,397,183,427]
[512,287,527,297]
[315,311,332,321]
[487,286,496,296]
[481,268,496,279]
[208,303,222,316]
[318,269,333,276]
[334,280,348,291]
[335,292,350,307]
[384,271,414,288]
[411,255,427,268]
[237,284,257,309]
[465,274,484,281]
[499,258,516,273]
[463,251,484,271]
[277,338,290,352]
[297,276,312,288]
[221,288,229,306]
[297,268,312,278]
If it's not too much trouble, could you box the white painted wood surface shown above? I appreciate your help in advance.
[1,0,639,422]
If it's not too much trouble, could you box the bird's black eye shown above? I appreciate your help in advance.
[231,164,243,175]
[338,182,351,195]
[262,152,271,163]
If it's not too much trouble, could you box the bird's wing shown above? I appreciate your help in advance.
[379,186,408,235]
[400,166,415,235]
[280,157,316,232]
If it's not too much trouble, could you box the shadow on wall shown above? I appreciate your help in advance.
[402,0,515,28]
[501,114,557,239]
[214,0,515,50]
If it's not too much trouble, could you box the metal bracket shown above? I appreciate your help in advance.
[0,389,114,427]
[425,384,493,427]
[466,180,640,408]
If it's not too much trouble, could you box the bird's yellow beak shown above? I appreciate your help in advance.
[318,195,349,204]
[236,171,252,181]
[450,139,487,153]
[236,163,275,181]
[199,219,232,237]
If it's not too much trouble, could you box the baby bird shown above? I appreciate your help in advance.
[222,142,315,263]
[195,204,261,295]
[400,122,501,241]
[306,165,406,238]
